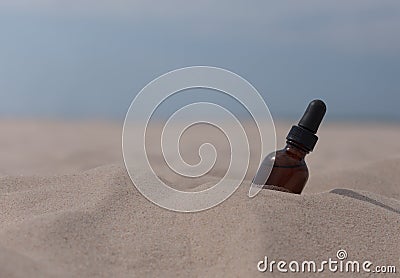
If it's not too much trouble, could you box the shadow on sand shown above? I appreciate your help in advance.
[330,188,400,215]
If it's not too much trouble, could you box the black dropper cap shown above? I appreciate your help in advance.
[286,99,327,152]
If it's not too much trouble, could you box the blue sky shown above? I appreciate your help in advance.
[0,1,399,120]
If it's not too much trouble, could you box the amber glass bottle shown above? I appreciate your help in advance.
[252,100,326,194]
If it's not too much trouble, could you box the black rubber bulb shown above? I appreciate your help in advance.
[285,99,327,152]
[298,99,327,134]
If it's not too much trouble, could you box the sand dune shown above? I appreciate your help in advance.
[0,121,399,277]
[1,164,399,277]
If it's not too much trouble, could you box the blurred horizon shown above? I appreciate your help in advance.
[1,1,399,122]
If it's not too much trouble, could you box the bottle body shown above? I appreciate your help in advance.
[253,141,309,194]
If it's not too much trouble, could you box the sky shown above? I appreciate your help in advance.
[0,0,399,121]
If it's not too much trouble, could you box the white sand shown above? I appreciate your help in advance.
[0,120,399,277]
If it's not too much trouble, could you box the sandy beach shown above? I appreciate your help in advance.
[0,120,399,277]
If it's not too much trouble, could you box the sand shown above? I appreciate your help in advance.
[0,120,399,277]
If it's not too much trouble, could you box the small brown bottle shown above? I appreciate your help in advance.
[252,99,327,194]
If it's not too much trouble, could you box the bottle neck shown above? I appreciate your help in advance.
[285,140,309,159]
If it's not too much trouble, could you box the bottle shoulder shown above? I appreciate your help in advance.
[269,148,307,167]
